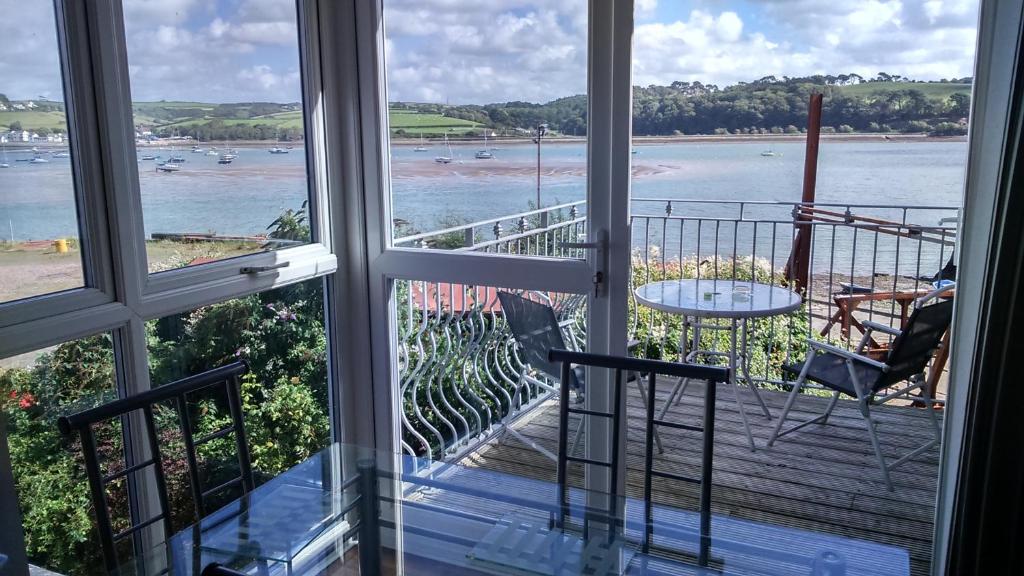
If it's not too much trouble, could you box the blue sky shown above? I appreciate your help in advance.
[1,0,980,105]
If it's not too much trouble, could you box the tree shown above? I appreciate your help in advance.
[9,120,22,131]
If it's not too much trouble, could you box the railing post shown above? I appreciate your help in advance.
[463,226,475,248]
[517,217,527,234]
[492,221,502,240]
[540,210,550,228]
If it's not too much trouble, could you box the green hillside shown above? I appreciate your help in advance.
[835,82,971,99]
[388,109,482,135]
[0,110,67,132]
[163,110,304,130]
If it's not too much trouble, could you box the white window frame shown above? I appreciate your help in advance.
[0,1,346,563]
[341,0,636,503]
[0,0,118,334]
[0,0,339,360]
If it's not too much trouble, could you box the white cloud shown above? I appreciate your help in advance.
[0,0,981,105]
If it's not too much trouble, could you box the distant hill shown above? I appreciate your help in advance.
[0,75,974,139]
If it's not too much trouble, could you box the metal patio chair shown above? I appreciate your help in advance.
[548,348,727,567]
[497,291,665,460]
[58,362,255,572]
[767,289,954,490]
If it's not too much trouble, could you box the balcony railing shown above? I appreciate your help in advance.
[394,198,958,461]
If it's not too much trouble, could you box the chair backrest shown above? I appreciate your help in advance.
[548,348,729,567]
[57,362,254,572]
[497,291,568,381]
[879,299,955,388]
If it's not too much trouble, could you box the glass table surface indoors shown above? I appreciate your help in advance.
[115,443,910,576]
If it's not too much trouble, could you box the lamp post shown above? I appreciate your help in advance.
[534,123,548,210]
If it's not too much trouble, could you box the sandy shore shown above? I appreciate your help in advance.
[393,133,967,146]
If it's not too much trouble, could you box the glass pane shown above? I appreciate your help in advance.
[0,2,84,303]
[393,280,584,461]
[625,3,977,576]
[122,0,313,273]
[146,278,330,516]
[1,333,116,574]
[383,1,588,256]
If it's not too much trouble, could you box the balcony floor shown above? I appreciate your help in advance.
[457,378,941,576]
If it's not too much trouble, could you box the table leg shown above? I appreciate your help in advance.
[740,319,772,420]
[676,323,702,406]
[661,318,691,419]
[730,319,757,451]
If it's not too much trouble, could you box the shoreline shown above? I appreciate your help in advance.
[3,133,965,152]
[392,133,967,146]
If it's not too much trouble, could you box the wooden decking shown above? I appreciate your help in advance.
[458,379,942,576]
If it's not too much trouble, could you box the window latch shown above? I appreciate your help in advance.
[240,262,290,274]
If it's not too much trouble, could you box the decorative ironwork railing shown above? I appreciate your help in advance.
[394,199,958,461]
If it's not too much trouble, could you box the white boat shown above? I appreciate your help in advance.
[156,163,180,172]
[191,146,204,153]
[220,153,237,161]
[168,155,186,163]
[217,155,233,165]
[269,147,290,154]
[205,149,219,156]
[761,149,778,157]
[53,151,70,158]
[141,155,158,161]
[414,134,429,152]
[29,157,49,164]
[435,135,453,164]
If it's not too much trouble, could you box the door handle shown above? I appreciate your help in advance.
[561,229,607,297]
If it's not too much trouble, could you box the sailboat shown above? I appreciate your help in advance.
[414,134,428,152]
[434,135,453,164]
[474,132,493,159]
[760,147,780,157]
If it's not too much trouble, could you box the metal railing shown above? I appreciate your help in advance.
[394,198,958,460]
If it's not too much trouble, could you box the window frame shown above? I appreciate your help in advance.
[0,1,345,567]
[0,0,118,332]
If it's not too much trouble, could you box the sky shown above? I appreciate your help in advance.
[0,0,980,105]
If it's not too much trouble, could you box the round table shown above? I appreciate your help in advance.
[634,279,802,450]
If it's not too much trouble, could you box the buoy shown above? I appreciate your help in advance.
[53,239,68,253]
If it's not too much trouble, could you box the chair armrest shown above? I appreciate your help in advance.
[861,320,901,337]
[806,339,890,371]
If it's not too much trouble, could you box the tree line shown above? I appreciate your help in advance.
[393,73,972,137]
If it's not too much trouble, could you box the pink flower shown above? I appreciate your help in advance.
[19,393,36,409]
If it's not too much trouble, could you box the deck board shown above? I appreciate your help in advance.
[456,378,941,576]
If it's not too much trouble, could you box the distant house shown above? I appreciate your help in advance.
[8,130,30,142]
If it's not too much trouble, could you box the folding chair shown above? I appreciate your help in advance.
[767,292,954,490]
[497,291,664,460]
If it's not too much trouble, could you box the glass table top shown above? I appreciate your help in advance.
[635,279,802,319]
[116,443,910,576]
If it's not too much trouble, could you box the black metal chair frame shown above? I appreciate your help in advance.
[549,348,728,567]
[498,291,665,461]
[57,362,255,572]
[767,287,954,491]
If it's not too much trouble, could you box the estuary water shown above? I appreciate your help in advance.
[0,139,967,243]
